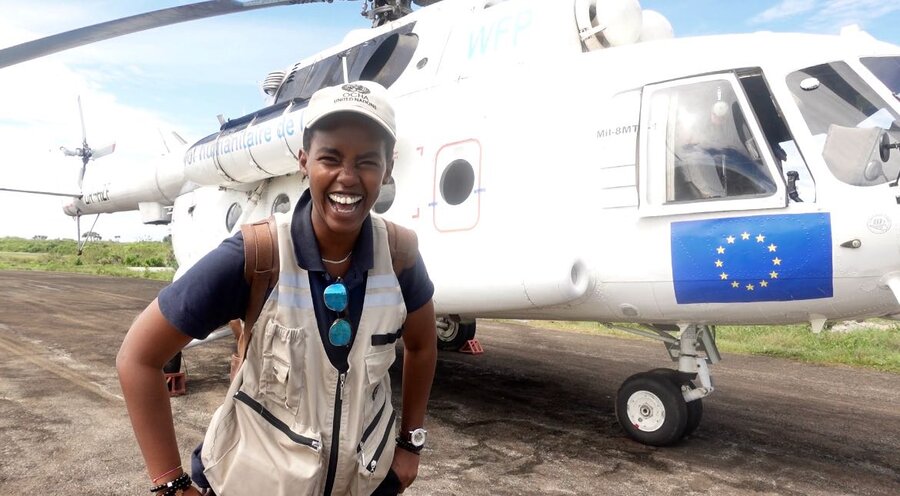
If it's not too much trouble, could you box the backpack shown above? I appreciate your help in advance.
[229,215,418,379]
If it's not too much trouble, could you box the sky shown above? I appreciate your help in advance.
[0,0,898,241]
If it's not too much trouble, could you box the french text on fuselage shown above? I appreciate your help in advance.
[185,118,296,165]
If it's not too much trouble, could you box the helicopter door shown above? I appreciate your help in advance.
[638,73,787,217]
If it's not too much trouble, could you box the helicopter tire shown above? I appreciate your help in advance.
[436,318,476,351]
[648,368,704,437]
[616,372,688,446]
[163,352,182,374]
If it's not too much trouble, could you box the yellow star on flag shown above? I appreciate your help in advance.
[731,281,740,288]
[726,235,735,244]
[717,246,725,254]
[746,284,754,291]
[773,257,781,265]
[768,243,777,252]
[720,272,728,280]
[770,271,779,279]
[715,259,724,267]
[741,232,750,240]
[760,280,768,287]
[756,234,765,242]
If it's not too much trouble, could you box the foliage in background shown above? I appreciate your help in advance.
[528,320,900,373]
[0,236,175,282]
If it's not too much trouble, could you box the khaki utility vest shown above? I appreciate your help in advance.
[201,214,406,495]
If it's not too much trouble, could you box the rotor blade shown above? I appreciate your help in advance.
[60,146,79,156]
[78,164,87,190]
[0,187,81,197]
[77,96,87,146]
[171,131,188,146]
[158,129,172,154]
[91,143,116,160]
[0,0,335,69]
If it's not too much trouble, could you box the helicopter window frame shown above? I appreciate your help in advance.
[274,23,418,105]
[225,202,243,232]
[787,61,900,187]
[860,56,900,97]
[736,69,816,203]
[638,72,787,218]
[271,193,291,215]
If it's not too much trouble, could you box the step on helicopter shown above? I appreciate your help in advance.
[2,0,899,446]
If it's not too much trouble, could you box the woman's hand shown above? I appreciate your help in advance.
[391,447,421,493]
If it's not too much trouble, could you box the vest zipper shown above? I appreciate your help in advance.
[358,398,386,450]
[233,391,321,451]
[323,372,346,496]
[366,410,397,473]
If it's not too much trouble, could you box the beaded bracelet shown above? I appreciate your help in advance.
[149,472,192,495]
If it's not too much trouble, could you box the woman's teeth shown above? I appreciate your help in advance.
[328,193,362,213]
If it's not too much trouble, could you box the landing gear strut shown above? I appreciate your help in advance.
[610,324,718,446]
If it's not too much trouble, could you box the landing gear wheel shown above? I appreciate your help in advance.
[649,368,703,437]
[163,352,182,374]
[436,317,476,351]
[616,372,688,446]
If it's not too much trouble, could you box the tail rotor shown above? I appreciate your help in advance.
[60,96,115,189]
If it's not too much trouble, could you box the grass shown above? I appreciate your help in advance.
[0,237,176,282]
[510,320,900,373]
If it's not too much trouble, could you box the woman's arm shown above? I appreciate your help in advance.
[116,298,201,493]
[392,299,437,491]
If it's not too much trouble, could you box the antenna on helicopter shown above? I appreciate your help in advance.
[59,96,115,189]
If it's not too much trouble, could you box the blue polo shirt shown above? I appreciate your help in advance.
[158,190,434,372]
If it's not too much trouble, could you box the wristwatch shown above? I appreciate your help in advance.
[397,428,427,454]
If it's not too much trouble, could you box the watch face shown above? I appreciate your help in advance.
[410,428,427,447]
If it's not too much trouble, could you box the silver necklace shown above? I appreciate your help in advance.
[321,251,352,264]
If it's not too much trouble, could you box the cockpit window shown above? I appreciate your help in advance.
[788,61,900,186]
[653,79,777,202]
[861,56,900,97]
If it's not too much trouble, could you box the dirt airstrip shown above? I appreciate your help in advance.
[0,270,897,495]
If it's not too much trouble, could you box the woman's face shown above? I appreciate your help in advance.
[300,115,392,239]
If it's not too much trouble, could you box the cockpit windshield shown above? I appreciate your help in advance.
[787,61,900,186]
[862,56,900,99]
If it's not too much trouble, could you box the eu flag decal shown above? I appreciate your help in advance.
[671,214,832,303]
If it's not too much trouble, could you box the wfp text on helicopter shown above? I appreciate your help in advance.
[2,0,900,446]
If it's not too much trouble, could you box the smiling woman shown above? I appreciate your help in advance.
[117,80,437,496]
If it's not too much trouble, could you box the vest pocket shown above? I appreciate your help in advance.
[203,390,323,495]
[259,321,305,415]
[357,347,399,478]
[357,409,397,474]
[364,346,396,385]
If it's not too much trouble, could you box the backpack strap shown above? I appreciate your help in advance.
[383,218,418,275]
[232,216,279,377]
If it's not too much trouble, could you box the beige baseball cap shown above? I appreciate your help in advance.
[303,81,396,139]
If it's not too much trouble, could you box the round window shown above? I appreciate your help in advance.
[440,160,475,206]
[225,202,242,232]
[271,193,291,214]
[373,177,396,214]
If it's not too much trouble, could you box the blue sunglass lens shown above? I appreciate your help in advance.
[324,282,348,312]
[329,319,352,346]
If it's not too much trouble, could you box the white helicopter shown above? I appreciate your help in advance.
[2,0,899,447]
